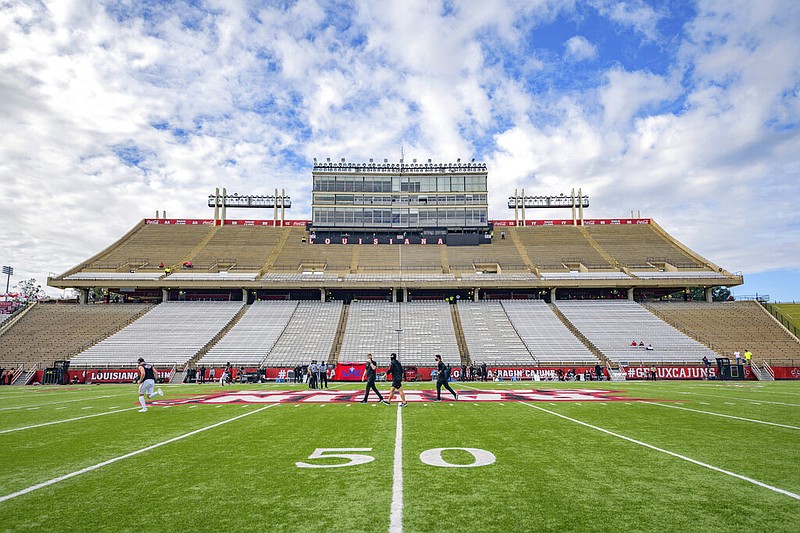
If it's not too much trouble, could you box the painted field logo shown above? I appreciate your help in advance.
[153,389,649,406]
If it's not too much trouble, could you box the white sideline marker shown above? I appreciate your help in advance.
[0,407,138,434]
[642,402,800,430]
[519,402,800,501]
[389,402,403,533]
[0,404,279,503]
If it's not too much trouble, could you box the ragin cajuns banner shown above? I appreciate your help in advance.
[621,366,718,380]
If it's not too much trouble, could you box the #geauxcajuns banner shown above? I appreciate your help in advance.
[621,366,718,380]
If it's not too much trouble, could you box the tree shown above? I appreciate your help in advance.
[14,278,46,301]
[689,286,731,302]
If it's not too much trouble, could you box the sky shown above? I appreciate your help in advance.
[1,0,798,302]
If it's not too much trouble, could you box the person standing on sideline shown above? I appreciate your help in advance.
[434,354,458,402]
[480,362,487,382]
[360,354,389,404]
[320,361,328,388]
[744,349,753,366]
[136,357,163,412]
[308,361,317,390]
[386,353,408,407]
[199,364,206,384]
[209,367,215,383]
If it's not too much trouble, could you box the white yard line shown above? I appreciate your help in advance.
[0,394,128,412]
[683,392,800,407]
[389,403,404,533]
[641,402,800,430]
[0,404,279,503]
[0,407,139,434]
[518,402,800,501]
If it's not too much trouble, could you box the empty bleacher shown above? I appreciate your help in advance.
[272,228,353,272]
[197,301,298,366]
[0,304,153,365]
[265,301,343,366]
[645,301,800,363]
[586,224,703,269]
[339,301,460,366]
[84,223,212,270]
[447,236,528,272]
[70,301,244,366]
[191,225,281,271]
[555,300,718,364]
[515,226,611,271]
[501,300,599,364]
[457,301,535,366]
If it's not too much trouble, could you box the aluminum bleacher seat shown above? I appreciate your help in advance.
[339,301,460,367]
[70,301,244,366]
[555,300,719,364]
[197,301,298,365]
[501,300,599,364]
[457,301,534,366]
[264,301,343,367]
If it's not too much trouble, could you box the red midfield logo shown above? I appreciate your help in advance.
[152,389,651,406]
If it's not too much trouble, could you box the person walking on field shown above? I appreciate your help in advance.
[360,354,389,404]
[433,354,458,402]
[386,353,407,407]
[136,357,163,412]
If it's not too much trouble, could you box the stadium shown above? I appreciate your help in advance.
[0,160,798,532]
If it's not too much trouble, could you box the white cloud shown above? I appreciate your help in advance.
[564,35,597,61]
[0,0,798,299]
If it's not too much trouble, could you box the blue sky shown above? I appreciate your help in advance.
[0,0,798,301]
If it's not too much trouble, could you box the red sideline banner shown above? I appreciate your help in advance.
[622,366,719,380]
[772,366,800,379]
[31,368,173,384]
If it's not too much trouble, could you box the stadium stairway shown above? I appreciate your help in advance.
[182,303,251,371]
[507,227,538,274]
[578,226,618,268]
[328,303,349,364]
[750,363,775,381]
[259,227,293,275]
[450,304,471,365]
[547,303,611,366]
[181,224,220,267]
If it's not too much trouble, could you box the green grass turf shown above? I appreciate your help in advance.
[772,303,800,331]
[0,380,798,532]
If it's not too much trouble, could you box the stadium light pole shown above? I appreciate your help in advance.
[2,266,12,302]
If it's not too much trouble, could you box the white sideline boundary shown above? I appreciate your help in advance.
[642,402,800,430]
[519,402,800,501]
[0,394,128,412]
[0,407,139,434]
[389,403,403,533]
[0,404,279,503]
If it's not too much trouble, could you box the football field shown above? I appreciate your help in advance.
[1,380,798,532]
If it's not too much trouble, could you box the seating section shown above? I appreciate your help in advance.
[501,300,599,364]
[457,301,534,366]
[645,301,800,363]
[0,304,153,365]
[84,223,212,270]
[555,300,718,363]
[191,225,281,270]
[272,228,353,271]
[586,224,703,269]
[197,301,298,365]
[339,301,460,366]
[265,301,343,366]
[515,226,611,271]
[447,236,528,272]
[70,302,244,365]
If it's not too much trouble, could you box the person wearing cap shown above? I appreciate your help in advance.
[360,353,389,405]
[433,354,458,402]
[386,353,408,407]
[136,357,163,412]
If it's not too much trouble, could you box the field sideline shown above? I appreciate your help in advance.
[1,380,798,532]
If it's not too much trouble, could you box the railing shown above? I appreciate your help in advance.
[763,303,799,338]
[763,360,775,379]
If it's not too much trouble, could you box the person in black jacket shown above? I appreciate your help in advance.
[433,354,458,402]
[360,354,389,404]
[386,353,407,407]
